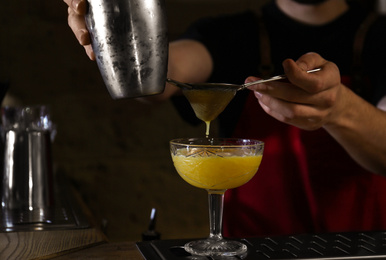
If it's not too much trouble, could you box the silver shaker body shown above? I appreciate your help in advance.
[85,0,169,99]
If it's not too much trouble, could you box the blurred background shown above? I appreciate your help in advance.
[0,0,382,242]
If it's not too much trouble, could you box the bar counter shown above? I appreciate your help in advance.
[0,229,143,259]
[2,180,386,259]
[3,225,386,259]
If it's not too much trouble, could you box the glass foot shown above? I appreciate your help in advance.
[184,238,247,257]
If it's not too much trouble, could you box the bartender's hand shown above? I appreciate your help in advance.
[247,52,386,174]
[246,52,343,131]
[63,0,95,60]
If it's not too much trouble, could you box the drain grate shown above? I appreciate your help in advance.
[137,231,386,259]
[245,232,386,259]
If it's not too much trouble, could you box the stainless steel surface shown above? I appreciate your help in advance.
[166,68,321,91]
[0,105,74,230]
[0,172,90,232]
[85,0,169,99]
[0,106,88,231]
[1,106,55,213]
[137,231,386,259]
[2,130,53,211]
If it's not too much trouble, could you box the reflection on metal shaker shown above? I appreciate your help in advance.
[85,0,169,99]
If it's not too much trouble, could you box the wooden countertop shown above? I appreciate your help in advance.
[53,241,144,259]
[0,228,144,259]
[0,227,105,259]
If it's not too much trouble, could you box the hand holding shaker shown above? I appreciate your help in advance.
[85,0,169,99]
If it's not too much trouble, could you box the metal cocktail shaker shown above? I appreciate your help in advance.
[85,0,169,99]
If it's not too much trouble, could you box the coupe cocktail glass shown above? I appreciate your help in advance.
[170,138,264,257]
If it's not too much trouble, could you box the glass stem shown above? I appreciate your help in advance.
[207,190,226,241]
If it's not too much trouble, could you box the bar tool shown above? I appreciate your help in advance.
[85,0,169,99]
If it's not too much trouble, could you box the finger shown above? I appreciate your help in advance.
[244,76,261,85]
[63,0,87,15]
[68,7,90,45]
[251,72,340,118]
[253,80,315,105]
[295,52,325,72]
[255,90,308,120]
[85,45,96,61]
[282,58,324,93]
[255,91,326,130]
[283,54,339,94]
[247,74,317,106]
[67,6,95,60]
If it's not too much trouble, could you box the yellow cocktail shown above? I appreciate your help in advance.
[170,138,264,257]
[172,150,262,190]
